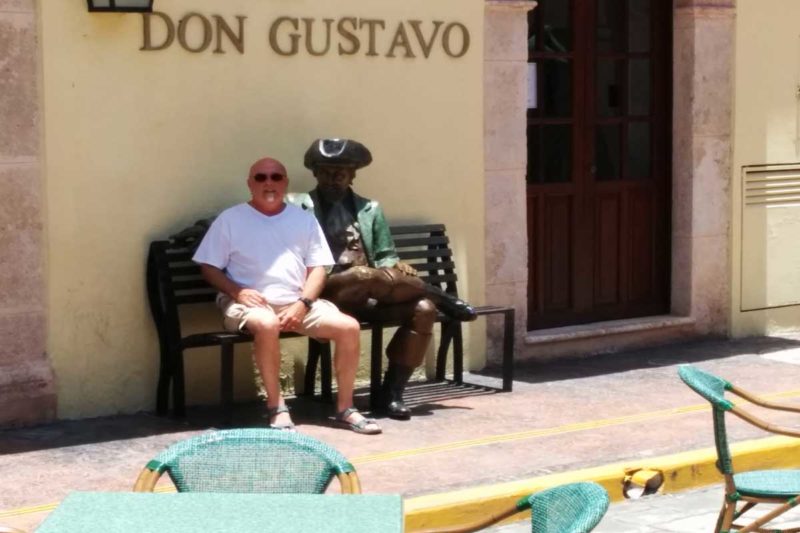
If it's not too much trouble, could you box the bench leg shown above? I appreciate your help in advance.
[156,339,171,416]
[453,323,464,385]
[436,321,456,381]
[172,347,186,418]
[502,309,515,392]
[303,339,321,398]
[370,326,383,409]
[320,342,333,403]
[220,341,234,426]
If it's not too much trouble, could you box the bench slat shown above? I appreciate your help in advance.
[396,248,453,260]
[424,274,458,285]
[392,235,449,247]
[407,261,456,273]
[169,265,202,277]
[169,279,211,291]
[174,292,217,305]
[390,224,446,235]
[164,250,195,262]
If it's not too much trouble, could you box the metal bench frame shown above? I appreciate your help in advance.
[147,223,514,422]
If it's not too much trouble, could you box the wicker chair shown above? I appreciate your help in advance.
[133,429,361,494]
[416,482,609,533]
[679,364,800,533]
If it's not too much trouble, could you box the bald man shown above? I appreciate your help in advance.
[192,157,381,435]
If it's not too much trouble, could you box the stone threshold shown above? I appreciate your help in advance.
[524,315,696,345]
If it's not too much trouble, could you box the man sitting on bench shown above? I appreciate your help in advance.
[290,138,476,420]
[192,156,381,435]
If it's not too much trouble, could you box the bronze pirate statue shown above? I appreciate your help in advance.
[289,138,477,420]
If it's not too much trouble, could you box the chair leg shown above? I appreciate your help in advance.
[303,338,321,398]
[740,498,800,533]
[714,499,727,533]
[436,321,455,381]
[220,341,234,426]
[320,342,333,402]
[502,308,515,392]
[717,498,736,533]
[172,347,186,417]
[370,326,383,409]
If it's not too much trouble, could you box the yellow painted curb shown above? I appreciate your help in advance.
[404,435,800,532]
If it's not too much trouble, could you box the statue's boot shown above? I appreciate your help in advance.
[424,285,478,322]
[381,325,432,420]
[380,364,416,420]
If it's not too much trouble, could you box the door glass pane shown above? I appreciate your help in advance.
[533,59,572,118]
[595,125,621,181]
[597,0,623,53]
[530,0,571,53]
[628,0,651,52]
[627,122,651,179]
[528,124,572,183]
[628,59,651,115]
[597,60,622,117]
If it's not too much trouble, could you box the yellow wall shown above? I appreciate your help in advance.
[40,0,484,417]
[732,0,800,336]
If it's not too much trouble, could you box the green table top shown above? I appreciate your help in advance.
[37,492,403,533]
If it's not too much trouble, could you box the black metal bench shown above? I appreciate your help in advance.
[146,223,514,422]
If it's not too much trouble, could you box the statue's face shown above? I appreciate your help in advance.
[314,165,355,203]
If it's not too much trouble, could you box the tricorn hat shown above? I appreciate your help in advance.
[303,138,372,170]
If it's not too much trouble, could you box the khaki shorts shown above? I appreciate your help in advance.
[216,294,341,338]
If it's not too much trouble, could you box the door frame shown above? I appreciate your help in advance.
[483,0,733,359]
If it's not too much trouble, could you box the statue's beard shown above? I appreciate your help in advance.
[318,186,348,204]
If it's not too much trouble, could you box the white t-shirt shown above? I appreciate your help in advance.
[192,203,334,305]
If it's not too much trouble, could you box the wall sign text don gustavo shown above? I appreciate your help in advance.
[141,12,471,59]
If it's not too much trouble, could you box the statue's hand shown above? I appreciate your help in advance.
[395,261,418,276]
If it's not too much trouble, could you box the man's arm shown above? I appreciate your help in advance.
[276,265,327,331]
[200,264,267,308]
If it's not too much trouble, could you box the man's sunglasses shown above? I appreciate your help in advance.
[253,172,285,183]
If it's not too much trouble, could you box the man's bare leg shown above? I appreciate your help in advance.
[246,310,292,427]
[315,312,381,433]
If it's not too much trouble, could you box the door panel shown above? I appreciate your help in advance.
[526,0,670,329]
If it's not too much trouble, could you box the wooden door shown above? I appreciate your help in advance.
[526,0,671,329]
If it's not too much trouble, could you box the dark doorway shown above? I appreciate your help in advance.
[526,0,671,329]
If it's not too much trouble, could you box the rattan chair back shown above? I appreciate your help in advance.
[415,481,609,533]
[678,364,800,532]
[134,429,360,494]
[678,364,736,474]
[526,482,610,533]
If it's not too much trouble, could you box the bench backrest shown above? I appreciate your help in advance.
[146,223,459,341]
[389,224,459,298]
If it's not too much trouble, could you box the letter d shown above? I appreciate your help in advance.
[141,12,176,51]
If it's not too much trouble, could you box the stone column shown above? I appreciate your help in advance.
[672,0,734,334]
[483,0,536,362]
[0,0,56,426]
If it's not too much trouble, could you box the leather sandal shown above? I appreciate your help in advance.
[333,407,382,435]
[266,404,296,431]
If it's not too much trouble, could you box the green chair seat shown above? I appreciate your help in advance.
[734,470,800,498]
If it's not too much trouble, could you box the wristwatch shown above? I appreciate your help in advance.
[298,297,314,310]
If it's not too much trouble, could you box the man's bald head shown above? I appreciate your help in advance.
[249,157,287,179]
[247,157,289,216]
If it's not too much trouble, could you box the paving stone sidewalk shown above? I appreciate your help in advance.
[4,333,800,531]
[489,483,800,532]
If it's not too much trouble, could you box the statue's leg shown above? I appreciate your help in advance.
[363,298,436,420]
[321,267,390,312]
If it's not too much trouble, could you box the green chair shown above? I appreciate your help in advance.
[134,429,361,494]
[678,364,800,533]
[417,482,609,533]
